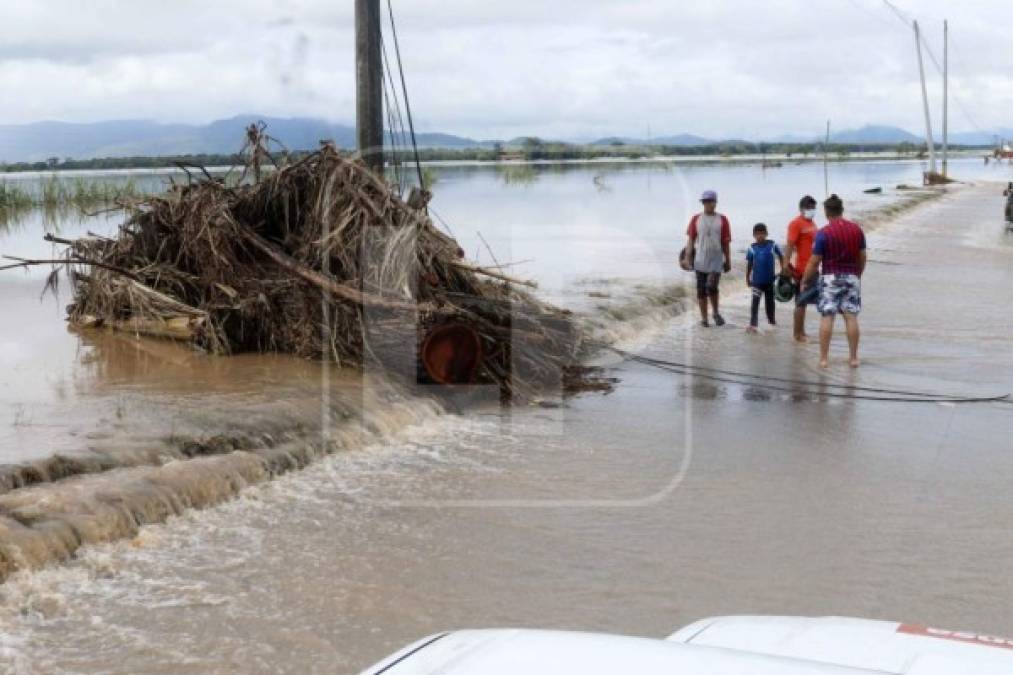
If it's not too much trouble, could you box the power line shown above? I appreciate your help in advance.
[384,45,411,153]
[861,1,991,136]
[919,29,990,135]
[385,0,425,195]
[382,85,401,189]
[946,36,990,134]
[880,0,913,27]
[606,346,1010,405]
[380,36,410,192]
[839,0,894,26]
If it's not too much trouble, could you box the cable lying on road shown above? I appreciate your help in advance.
[603,345,1010,405]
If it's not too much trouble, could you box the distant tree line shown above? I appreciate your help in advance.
[0,153,251,173]
[0,140,984,173]
[351,139,983,164]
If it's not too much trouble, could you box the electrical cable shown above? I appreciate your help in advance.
[880,0,913,28]
[428,206,457,238]
[381,40,411,163]
[866,1,992,140]
[380,46,407,192]
[381,81,402,190]
[946,36,991,135]
[385,0,425,195]
[604,345,1010,405]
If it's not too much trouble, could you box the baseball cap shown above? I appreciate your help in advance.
[700,190,718,202]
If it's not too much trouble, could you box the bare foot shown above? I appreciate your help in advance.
[794,334,810,344]
[819,359,830,369]
[849,358,861,368]
[746,325,758,334]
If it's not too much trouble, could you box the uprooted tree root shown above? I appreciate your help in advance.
[12,147,598,399]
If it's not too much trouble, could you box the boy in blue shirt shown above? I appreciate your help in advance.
[745,223,785,333]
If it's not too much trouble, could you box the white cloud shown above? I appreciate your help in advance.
[1,0,1011,138]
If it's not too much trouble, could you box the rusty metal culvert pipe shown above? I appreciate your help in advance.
[420,323,483,385]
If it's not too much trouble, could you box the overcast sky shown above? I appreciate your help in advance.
[2,0,1011,139]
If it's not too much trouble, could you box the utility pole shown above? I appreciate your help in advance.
[355,0,383,174]
[942,19,949,178]
[914,21,938,178]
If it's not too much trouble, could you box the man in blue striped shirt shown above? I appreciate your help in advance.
[801,194,867,369]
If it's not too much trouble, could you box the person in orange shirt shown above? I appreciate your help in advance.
[784,195,819,342]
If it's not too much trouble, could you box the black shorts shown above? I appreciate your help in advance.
[796,283,820,307]
[695,271,721,298]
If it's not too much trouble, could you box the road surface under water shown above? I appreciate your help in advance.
[0,160,1011,673]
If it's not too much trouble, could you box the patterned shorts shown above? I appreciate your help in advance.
[814,273,863,316]
[817,274,862,316]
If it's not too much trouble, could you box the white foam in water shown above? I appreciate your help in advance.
[0,408,525,673]
[576,280,692,357]
[0,410,495,597]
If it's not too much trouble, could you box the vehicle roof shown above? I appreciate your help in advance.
[668,616,1013,675]
[360,629,885,675]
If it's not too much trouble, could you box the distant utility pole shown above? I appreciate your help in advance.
[355,0,384,173]
[942,19,949,178]
[913,20,938,177]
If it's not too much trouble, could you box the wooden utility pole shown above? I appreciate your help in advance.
[356,0,384,173]
[942,19,949,178]
[914,21,938,178]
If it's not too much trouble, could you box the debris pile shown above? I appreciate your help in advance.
[26,147,591,397]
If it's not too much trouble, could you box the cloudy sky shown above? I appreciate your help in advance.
[3,0,1011,139]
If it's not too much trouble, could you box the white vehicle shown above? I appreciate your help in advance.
[360,616,1013,674]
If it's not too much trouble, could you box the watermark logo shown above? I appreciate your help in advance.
[318,162,703,508]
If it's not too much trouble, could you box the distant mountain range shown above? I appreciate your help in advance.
[832,125,922,144]
[0,116,1006,163]
[0,115,484,163]
[776,124,1013,146]
[590,133,714,147]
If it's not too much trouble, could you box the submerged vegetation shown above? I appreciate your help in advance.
[0,182,34,211]
[0,175,150,229]
[0,176,143,213]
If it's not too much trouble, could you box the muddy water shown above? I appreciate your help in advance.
[0,161,1012,673]
[3,158,987,463]
[0,200,346,466]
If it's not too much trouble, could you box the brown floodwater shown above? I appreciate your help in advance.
[0,169,1012,673]
[0,207,448,477]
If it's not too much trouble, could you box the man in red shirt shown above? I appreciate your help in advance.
[685,190,732,327]
[802,194,867,369]
[784,195,818,343]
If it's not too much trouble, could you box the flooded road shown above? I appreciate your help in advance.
[4,158,991,464]
[0,161,1012,673]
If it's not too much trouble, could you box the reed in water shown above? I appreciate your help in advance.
[0,176,142,213]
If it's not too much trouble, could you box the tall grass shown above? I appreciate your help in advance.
[38,175,141,209]
[0,182,34,211]
[0,176,142,214]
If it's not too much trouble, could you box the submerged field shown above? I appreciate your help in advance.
[0,176,143,213]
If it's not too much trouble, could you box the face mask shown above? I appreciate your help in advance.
[803,209,816,220]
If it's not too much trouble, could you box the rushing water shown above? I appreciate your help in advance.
[0,157,1012,673]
